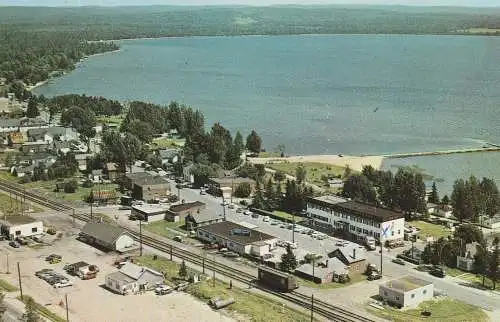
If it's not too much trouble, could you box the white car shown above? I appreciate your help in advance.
[244,210,253,216]
[262,216,270,222]
[53,281,73,288]
[287,242,298,249]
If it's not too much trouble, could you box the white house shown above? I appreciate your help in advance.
[105,262,164,295]
[0,216,44,239]
[479,214,500,229]
[131,204,168,222]
[379,276,434,308]
[306,196,405,244]
[456,242,480,272]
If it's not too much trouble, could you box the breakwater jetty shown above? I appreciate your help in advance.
[383,144,500,159]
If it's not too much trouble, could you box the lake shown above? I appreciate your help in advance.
[34,34,500,194]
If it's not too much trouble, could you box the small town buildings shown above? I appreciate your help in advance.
[379,276,434,308]
[207,177,256,197]
[21,141,49,153]
[12,165,35,177]
[75,154,92,172]
[295,257,348,284]
[79,222,135,252]
[104,163,119,181]
[182,163,195,183]
[196,221,277,255]
[27,127,78,144]
[479,214,500,229]
[168,201,206,218]
[0,117,48,134]
[131,204,168,222]
[105,262,164,295]
[185,212,224,230]
[328,244,367,275]
[0,216,44,239]
[7,132,24,147]
[157,149,179,165]
[306,196,405,244]
[456,242,480,272]
[132,175,170,200]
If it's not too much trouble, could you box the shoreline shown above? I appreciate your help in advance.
[27,49,121,92]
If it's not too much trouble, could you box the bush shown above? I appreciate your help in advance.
[19,175,32,184]
[64,180,78,193]
[234,182,252,198]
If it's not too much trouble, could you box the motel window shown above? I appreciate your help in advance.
[423,290,427,294]
[411,294,415,299]
[391,231,394,236]
[396,296,400,301]
[32,227,37,233]
[398,230,401,235]
[15,231,21,235]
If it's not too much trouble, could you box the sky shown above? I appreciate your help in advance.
[0,0,498,7]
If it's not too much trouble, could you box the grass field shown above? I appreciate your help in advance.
[135,254,313,321]
[18,295,66,322]
[408,220,451,240]
[267,162,344,187]
[96,115,124,126]
[151,137,185,149]
[144,219,187,239]
[298,273,366,289]
[368,298,488,322]
[0,191,43,214]
[0,279,19,292]
[273,210,295,221]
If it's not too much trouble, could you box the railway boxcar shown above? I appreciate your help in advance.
[258,266,298,292]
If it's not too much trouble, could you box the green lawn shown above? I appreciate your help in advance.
[0,279,18,292]
[0,191,43,214]
[368,298,488,322]
[267,162,344,187]
[408,220,451,240]
[134,254,313,322]
[151,137,185,149]
[273,210,295,221]
[96,115,124,126]
[298,273,366,289]
[144,219,187,239]
[18,295,66,322]
[453,271,500,291]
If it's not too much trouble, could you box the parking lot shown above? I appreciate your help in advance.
[0,234,234,322]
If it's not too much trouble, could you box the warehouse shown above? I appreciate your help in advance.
[0,216,44,240]
[79,222,135,252]
[196,221,277,255]
[131,204,169,222]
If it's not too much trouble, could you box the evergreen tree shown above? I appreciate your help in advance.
[263,178,276,210]
[394,167,427,216]
[488,239,499,290]
[233,131,244,156]
[441,194,450,205]
[428,181,440,204]
[246,130,262,154]
[252,182,265,209]
[451,179,473,222]
[25,297,41,322]
[480,178,500,218]
[295,163,307,185]
[179,260,188,279]
[26,96,39,118]
[341,174,377,204]
[279,245,298,272]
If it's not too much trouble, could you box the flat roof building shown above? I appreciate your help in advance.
[379,276,434,308]
[131,204,169,222]
[0,216,44,240]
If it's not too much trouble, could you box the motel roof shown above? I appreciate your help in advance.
[383,276,433,292]
[198,221,276,245]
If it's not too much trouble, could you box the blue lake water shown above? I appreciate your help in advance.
[34,35,500,194]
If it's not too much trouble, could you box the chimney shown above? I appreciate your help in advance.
[353,248,356,259]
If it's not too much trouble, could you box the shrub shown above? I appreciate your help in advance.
[234,182,252,198]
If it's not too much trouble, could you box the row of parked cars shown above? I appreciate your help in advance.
[35,269,73,288]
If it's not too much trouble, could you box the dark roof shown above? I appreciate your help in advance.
[106,271,135,283]
[308,197,403,222]
[0,118,20,127]
[198,221,276,245]
[80,222,129,246]
[2,216,38,225]
[170,201,205,213]
[329,245,367,264]
[187,211,223,223]
[209,177,255,186]
[127,172,168,186]
[69,261,90,270]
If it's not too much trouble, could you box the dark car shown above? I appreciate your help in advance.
[392,258,406,265]
[429,266,446,278]
[368,273,382,281]
[45,254,62,261]
[9,241,20,248]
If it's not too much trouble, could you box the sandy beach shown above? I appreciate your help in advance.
[248,154,385,172]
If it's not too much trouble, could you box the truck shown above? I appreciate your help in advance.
[364,236,376,250]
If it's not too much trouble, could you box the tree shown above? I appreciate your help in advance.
[378,170,396,208]
[441,194,450,205]
[234,182,252,198]
[246,130,262,154]
[341,174,377,204]
[361,165,378,183]
[428,181,440,204]
[0,292,5,320]
[465,176,482,222]
[480,177,500,218]
[273,170,286,184]
[295,163,306,185]
[26,96,39,118]
[453,224,484,245]
[264,178,277,210]
[61,106,97,148]
[279,245,298,272]
[124,119,153,143]
[277,144,286,157]
[451,179,473,222]
[25,296,41,322]
[190,164,216,188]
[179,260,187,279]
[488,240,499,290]
[252,182,266,209]
[342,165,352,180]
[233,131,244,156]
[394,167,426,216]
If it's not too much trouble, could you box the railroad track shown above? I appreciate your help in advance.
[0,179,374,322]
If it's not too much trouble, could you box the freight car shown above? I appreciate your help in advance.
[258,266,298,292]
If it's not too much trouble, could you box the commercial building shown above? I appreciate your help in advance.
[168,201,206,219]
[306,196,405,244]
[207,177,256,197]
[185,212,224,230]
[379,276,434,308]
[196,221,277,255]
[131,204,168,222]
[79,222,135,252]
[131,175,170,200]
[295,257,348,284]
[0,216,44,239]
[327,244,367,275]
[105,262,164,295]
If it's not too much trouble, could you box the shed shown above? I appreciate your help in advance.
[131,204,168,222]
[105,262,164,295]
[379,276,434,308]
[0,216,44,240]
[79,222,135,252]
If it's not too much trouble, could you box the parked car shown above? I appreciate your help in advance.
[270,220,279,225]
[53,281,73,288]
[251,213,259,218]
[9,241,20,248]
[368,272,382,281]
[45,254,62,262]
[228,204,235,209]
[244,210,252,216]
[429,266,446,278]
[200,190,206,195]
[392,258,406,265]
[262,216,270,222]
[236,208,243,213]
[223,251,240,258]
[155,285,173,295]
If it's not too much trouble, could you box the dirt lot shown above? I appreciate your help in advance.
[0,235,235,322]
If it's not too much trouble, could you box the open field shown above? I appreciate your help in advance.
[144,219,187,239]
[151,137,185,149]
[0,278,18,292]
[96,115,124,126]
[273,210,295,221]
[267,162,345,187]
[0,191,43,215]
[408,220,451,240]
[249,155,384,172]
[367,298,488,322]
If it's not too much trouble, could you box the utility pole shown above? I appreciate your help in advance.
[212,255,216,287]
[170,245,173,261]
[222,196,226,221]
[6,253,10,274]
[312,256,315,281]
[177,184,181,203]
[380,236,383,276]
[17,262,23,300]
[310,294,314,322]
[90,187,93,220]
[65,293,69,322]
[139,219,143,256]
[292,212,295,244]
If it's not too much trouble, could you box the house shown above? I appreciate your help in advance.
[183,163,195,183]
[7,132,24,147]
[131,204,168,222]
[13,165,35,177]
[105,262,164,295]
[328,178,344,189]
[75,154,92,172]
[196,221,278,255]
[168,201,206,218]
[426,203,438,214]
[379,276,434,308]
[185,211,224,230]
[0,216,44,239]
[79,221,135,252]
[435,204,453,218]
[295,257,348,284]
[306,196,405,244]
[21,141,49,153]
[104,163,119,181]
[328,244,367,275]
[157,149,179,165]
[19,153,57,167]
[90,169,103,183]
[479,214,500,229]
[207,177,256,197]
[132,176,170,201]
[0,119,21,133]
[456,242,480,272]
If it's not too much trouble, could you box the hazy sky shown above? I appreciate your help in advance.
[1,0,498,7]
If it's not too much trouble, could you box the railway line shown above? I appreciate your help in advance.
[0,178,374,322]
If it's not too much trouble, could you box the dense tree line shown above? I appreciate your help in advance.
[45,94,123,118]
[451,176,500,222]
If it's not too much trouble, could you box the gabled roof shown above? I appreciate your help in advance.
[169,201,205,213]
[329,244,367,264]
[119,262,163,280]
[80,222,129,246]
[186,211,222,224]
